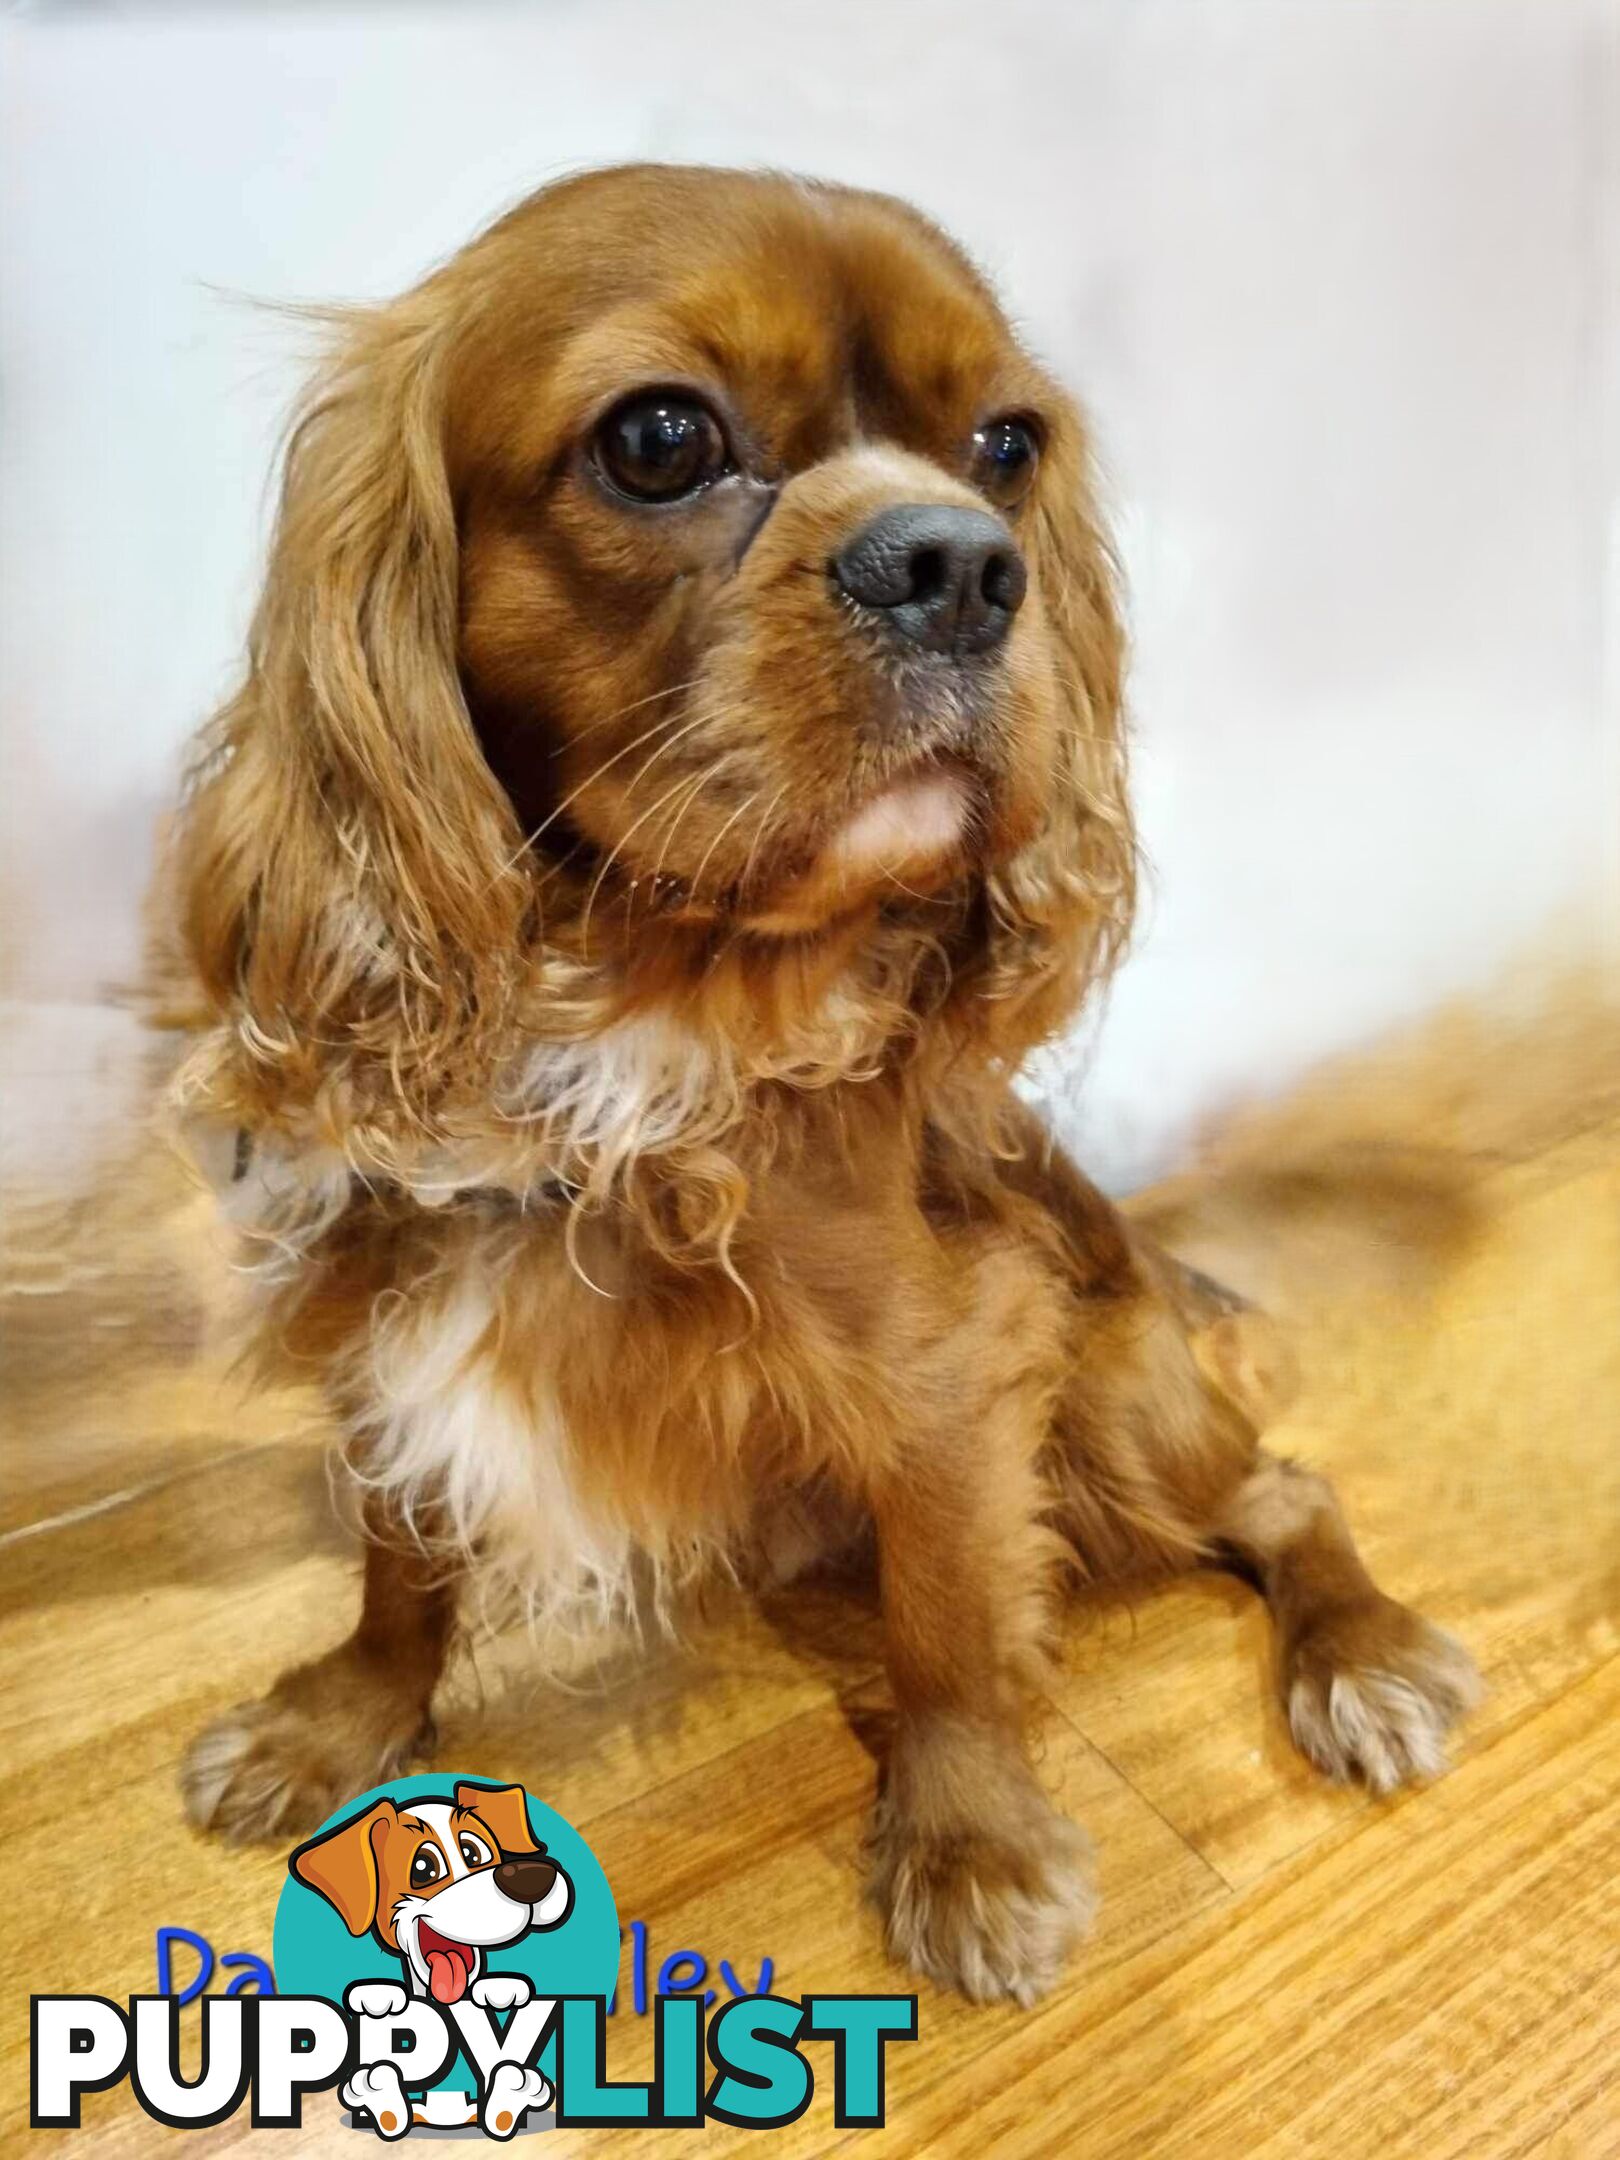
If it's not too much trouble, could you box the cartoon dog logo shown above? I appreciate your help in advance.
[289,1780,574,2135]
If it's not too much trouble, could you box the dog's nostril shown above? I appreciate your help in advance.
[907,546,947,604]
[980,548,1026,613]
[833,503,1025,657]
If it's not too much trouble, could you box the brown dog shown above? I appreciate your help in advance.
[171,166,1478,2005]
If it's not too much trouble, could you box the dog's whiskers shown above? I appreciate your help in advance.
[645,767,713,902]
[578,766,711,956]
[555,674,708,752]
[489,704,712,886]
[710,781,792,971]
[686,786,762,907]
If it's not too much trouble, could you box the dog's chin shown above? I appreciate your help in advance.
[742,766,977,938]
[825,767,972,880]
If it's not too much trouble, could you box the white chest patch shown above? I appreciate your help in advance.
[353,1263,640,1648]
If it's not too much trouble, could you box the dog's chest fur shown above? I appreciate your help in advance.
[315,1097,958,1648]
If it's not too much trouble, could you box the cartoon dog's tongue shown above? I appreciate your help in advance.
[418,1923,474,2005]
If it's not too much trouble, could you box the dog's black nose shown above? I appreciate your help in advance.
[832,504,1026,657]
[495,1856,558,1903]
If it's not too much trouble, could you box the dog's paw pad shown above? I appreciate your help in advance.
[1287,1604,1481,1794]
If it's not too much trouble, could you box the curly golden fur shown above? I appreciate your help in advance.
[168,166,1476,2003]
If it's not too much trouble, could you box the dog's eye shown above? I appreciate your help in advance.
[458,1833,492,1868]
[409,1846,444,1888]
[596,393,729,503]
[971,416,1041,508]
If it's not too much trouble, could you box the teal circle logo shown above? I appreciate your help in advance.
[274,1774,618,2135]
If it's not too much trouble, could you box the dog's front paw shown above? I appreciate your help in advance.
[182,1673,433,1844]
[470,1974,533,2012]
[346,1981,409,2019]
[343,2063,411,2140]
[1285,1596,1482,1794]
[483,2062,551,2138]
[869,1792,1094,2007]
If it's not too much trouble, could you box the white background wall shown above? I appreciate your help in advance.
[2,0,1614,1186]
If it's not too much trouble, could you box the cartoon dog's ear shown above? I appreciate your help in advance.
[289,1799,396,1934]
[455,1781,538,1857]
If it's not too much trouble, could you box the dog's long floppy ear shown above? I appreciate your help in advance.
[289,1798,396,1935]
[958,407,1136,1062]
[455,1781,539,1857]
[169,294,529,1149]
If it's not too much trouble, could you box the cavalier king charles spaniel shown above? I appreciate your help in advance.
[170,166,1478,2004]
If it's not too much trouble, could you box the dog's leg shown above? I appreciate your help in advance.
[1218,1453,1481,1791]
[985,1114,1480,1797]
[864,1288,1093,2006]
[182,1500,458,1842]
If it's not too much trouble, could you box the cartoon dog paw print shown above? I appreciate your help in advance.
[470,1973,533,2012]
[342,2062,412,2140]
[345,1981,410,2019]
[483,2062,552,2139]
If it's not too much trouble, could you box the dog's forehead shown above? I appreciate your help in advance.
[408,1800,458,1836]
[668,226,1027,457]
[386,1798,463,1876]
[458,171,1046,474]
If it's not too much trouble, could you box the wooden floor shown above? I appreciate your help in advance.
[3,989,1618,2156]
